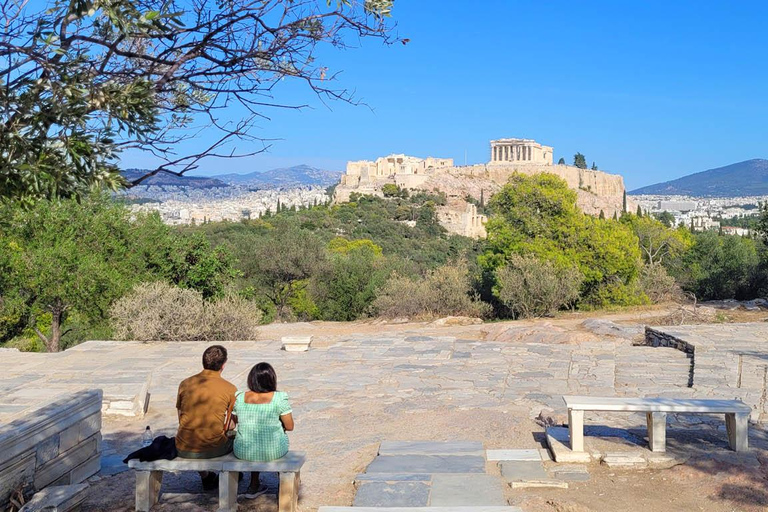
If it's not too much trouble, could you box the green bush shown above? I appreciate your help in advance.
[493,255,582,318]
[373,260,491,319]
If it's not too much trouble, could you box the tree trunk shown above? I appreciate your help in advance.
[47,304,63,352]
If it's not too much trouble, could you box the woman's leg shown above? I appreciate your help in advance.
[247,471,261,493]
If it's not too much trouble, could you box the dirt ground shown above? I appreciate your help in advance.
[80,305,768,512]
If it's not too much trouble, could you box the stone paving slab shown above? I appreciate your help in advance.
[486,449,540,461]
[366,455,486,474]
[379,441,484,456]
[353,481,431,507]
[429,474,507,506]
[498,461,548,482]
[354,473,432,483]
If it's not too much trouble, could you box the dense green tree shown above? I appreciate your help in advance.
[312,238,389,320]
[481,173,643,308]
[557,157,566,165]
[0,0,396,203]
[591,162,598,170]
[573,153,587,169]
[620,214,693,268]
[679,232,760,300]
[0,196,160,350]
[653,211,676,228]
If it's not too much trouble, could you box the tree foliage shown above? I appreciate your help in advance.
[0,0,396,202]
[573,152,587,169]
[482,173,643,308]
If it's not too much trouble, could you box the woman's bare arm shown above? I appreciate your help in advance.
[280,413,294,431]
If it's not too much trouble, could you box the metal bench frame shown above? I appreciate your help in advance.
[128,451,305,512]
[563,396,750,453]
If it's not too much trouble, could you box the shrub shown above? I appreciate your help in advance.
[639,264,681,303]
[373,260,491,319]
[110,282,261,341]
[493,255,582,318]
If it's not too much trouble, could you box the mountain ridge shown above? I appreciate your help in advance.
[631,159,768,197]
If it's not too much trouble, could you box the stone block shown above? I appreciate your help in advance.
[353,481,431,507]
[36,435,60,467]
[69,453,101,483]
[499,461,548,482]
[365,455,486,474]
[551,465,590,482]
[486,449,540,461]
[19,483,89,512]
[378,441,484,456]
[601,454,648,469]
[35,434,101,490]
[58,425,80,453]
[429,474,506,506]
[509,480,568,489]
[282,336,312,352]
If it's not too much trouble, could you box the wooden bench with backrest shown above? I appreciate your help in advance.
[563,396,751,453]
[128,450,305,512]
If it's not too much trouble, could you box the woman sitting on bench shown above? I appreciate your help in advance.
[230,362,295,497]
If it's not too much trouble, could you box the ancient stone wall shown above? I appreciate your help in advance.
[0,389,102,508]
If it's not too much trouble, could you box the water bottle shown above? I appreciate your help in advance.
[142,426,153,447]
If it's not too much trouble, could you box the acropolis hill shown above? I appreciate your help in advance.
[334,138,630,238]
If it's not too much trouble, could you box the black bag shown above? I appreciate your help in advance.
[123,435,178,463]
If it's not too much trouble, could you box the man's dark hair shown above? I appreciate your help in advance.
[247,362,277,393]
[202,345,228,371]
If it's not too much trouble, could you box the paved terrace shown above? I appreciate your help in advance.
[2,320,768,510]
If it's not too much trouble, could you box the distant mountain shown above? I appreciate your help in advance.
[631,159,768,197]
[217,164,342,188]
[122,169,228,189]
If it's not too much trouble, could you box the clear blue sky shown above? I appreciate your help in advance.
[124,0,768,190]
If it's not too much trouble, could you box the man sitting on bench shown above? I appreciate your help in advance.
[176,345,237,490]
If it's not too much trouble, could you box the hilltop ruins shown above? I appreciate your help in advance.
[334,138,630,238]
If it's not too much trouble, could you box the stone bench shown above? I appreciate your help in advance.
[563,396,751,453]
[128,451,305,512]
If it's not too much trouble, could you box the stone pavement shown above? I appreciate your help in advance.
[0,321,767,494]
[354,441,505,507]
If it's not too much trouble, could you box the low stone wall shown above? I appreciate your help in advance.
[644,327,696,354]
[0,389,102,509]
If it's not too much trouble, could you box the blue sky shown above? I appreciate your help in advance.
[124,0,768,190]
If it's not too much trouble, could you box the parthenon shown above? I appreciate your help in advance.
[489,138,553,165]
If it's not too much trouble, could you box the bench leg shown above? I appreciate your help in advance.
[218,471,239,512]
[135,470,163,512]
[726,413,749,452]
[646,412,667,452]
[278,471,300,512]
[568,409,584,452]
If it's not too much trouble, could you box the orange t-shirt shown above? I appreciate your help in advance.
[175,370,237,453]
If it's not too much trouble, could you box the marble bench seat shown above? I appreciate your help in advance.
[128,451,305,512]
[563,396,751,453]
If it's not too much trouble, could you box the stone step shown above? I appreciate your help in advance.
[19,484,89,512]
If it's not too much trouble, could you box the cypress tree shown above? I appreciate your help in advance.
[599,209,605,220]
[622,190,627,213]
[636,205,642,217]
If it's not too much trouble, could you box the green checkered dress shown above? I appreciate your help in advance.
[233,391,292,461]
